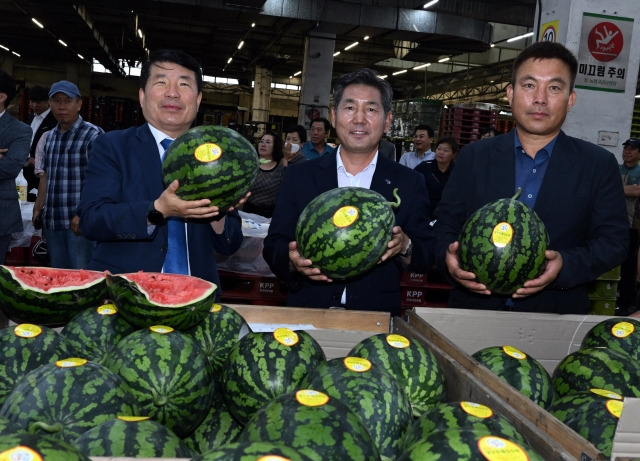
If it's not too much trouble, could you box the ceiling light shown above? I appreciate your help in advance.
[423,0,439,8]
[363,36,369,41]
[31,18,44,28]
[58,39,67,47]
[77,53,84,59]
[379,75,388,79]
[490,43,495,48]
[507,31,534,43]
[251,23,256,28]
[333,51,340,57]
[227,57,232,64]
[12,51,20,57]
[238,41,244,49]
[294,71,302,76]
[413,63,431,70]
[392,69,407,75]
[438,57,450,63]
[137,29,143,39]
[0,44,8,51]
[636,94,640,98]
[344,41,359,51]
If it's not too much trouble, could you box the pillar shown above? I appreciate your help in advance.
[298,33,335,129]
[251,65,272,138]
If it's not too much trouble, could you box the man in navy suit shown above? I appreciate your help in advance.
[436,41,628,314]
[0,70,32,264]
[78,50,243,295]
[263,68,435,317]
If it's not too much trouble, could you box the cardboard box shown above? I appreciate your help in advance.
[410,307,640,460]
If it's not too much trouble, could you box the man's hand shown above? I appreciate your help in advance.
[155,180,223,220]
[0,147,7,159]
[513,250,562,298]
[288,241,332,282]
[445,241,491,295]
[70,215,82,235]
[380,225,409,262]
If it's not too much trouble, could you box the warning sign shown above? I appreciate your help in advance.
[576,12,633,93]
[539,20,558,43]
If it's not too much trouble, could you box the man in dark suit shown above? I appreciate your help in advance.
[23,85,56,200]
[0,70,32,264]
[78,50,244,295]
[263,68,435,317]
[435,41,628,314]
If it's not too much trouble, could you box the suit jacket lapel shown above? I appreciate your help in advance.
[135,124,165,198]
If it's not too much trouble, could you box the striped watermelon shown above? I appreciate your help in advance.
[162,125,259,211]
[0,433,91,461]
[0,265,108,326]
[295,187,398,279]
[547,389,623,459]
[60,304,135,364]
[457,189,549,294]
[396,429,545,461]
[551,347,640,398]
[106,272,216,330]
[0,415,24,436]
[348,333,445,416]
[238,389,380,461]
[401,401,528,451]
[301,356,411,460]
[103,325,214,438]
[190,441,314,461]
[72,415,194,458]
[580,317,640,362]
[472,345,557,408]
[222,328,326,425]
[0,358,138,443]
[0,323,74,406]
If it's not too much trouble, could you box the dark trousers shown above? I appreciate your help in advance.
[618,228,638,308]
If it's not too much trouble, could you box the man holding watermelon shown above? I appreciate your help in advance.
[436,41,628,314]
[264,68,435,316]
[78,50,244,293]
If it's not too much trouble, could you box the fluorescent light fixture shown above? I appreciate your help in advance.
[251,23,256,28]
[0,44,9,51]
[423,0,439,8]
[12,51,20,57]
[364,36,369,41]
[636,94,640,98]
[58,39,67,47]
[32,18,44,28]
[294,70,302,76]
[392,69,407,75]
[379,75,388,79]
[413,63,431,70]
[77,53,84,59]
[507,31,534,43]
[438,57,450,63]
[333,51,341,57]
[137,29,143,39]
[490,43,495,48]
[238,41,244,49]
[227,57,232,64]
[344,41,359,51]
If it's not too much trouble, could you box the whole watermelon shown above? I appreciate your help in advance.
[238,389,380,461]
[295,187,398,279]
[551,346,640,398]
[103,325,214,438]
[0,323,75,405]
[191,441,314,461]
[162,125,259,211]
[0,265,108,326]
[301,356,412,460]
[0,433,91,461]
[61,304,136,364]
[72,416,194,458]
[0,415,24,436]
[401,401,528,451]
[0,358,138,443]
[580,317,640,362]
[457,189,549,294]
[348,333,445,416]
[472,345,557,408]
[106,272,216,330]
[222,327,326,425]
[547,389,623,459]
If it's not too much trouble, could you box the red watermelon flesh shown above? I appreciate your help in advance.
[6,266,106,293]
[120,272,214,306]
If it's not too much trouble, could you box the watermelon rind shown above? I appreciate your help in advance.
[0,433,92,461]
[72,416,195,458]
[191,441,315,461]
[162,125,259,211]
[0,265,108,326]
[295,187,396,279]
[580,317,640,362]
[106,272,217,330]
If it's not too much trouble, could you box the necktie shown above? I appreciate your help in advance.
[160,138,189,275]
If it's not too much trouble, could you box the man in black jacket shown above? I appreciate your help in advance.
[24,85,56,200]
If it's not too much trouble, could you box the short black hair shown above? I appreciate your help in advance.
[511,41,578,91]
[259,131,283,163]
[414,124,434,138]
[29,85,50,102]
[436,136,459,154]
[140,49,203,93]
[333,68,393,115]
[0,70,17,106]
[310,117,331,132]
[284,124,307,143]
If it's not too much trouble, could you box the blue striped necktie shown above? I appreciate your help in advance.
[160,138,189,274]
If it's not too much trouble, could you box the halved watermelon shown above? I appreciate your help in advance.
[106,272,217,330]
[0,266,108,326]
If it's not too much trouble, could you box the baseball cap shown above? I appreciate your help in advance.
[48,80,81,99]
[623,138,640,149]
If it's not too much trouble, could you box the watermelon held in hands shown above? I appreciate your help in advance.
[106,272,216,330]
[295,186,399,279]
[162,125,259,211]
[0,265,108,326]
[457,188,549,294]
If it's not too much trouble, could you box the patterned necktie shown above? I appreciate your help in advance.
[160,138,189,275]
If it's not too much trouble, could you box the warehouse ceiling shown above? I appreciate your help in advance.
[1,0,544,106]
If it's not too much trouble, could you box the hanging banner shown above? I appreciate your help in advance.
[575,12,633,93]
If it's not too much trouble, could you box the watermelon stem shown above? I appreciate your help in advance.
[513,187,522,200]
[391,188,401,208]
[29,420,64,434]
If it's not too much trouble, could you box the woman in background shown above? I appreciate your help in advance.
[415,136,458,218]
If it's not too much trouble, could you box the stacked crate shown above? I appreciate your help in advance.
[400,268,452,309]
[587,266,620,315]
[439,105,498,147]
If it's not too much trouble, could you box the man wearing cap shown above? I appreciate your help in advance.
[618,138,640,315]
[32,80,104,269]
[23,85,57,199]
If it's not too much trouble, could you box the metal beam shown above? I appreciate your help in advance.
[73,4,124,76]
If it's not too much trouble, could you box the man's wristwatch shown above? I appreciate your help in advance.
[401,238,413,257]
[147,201,166,225]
